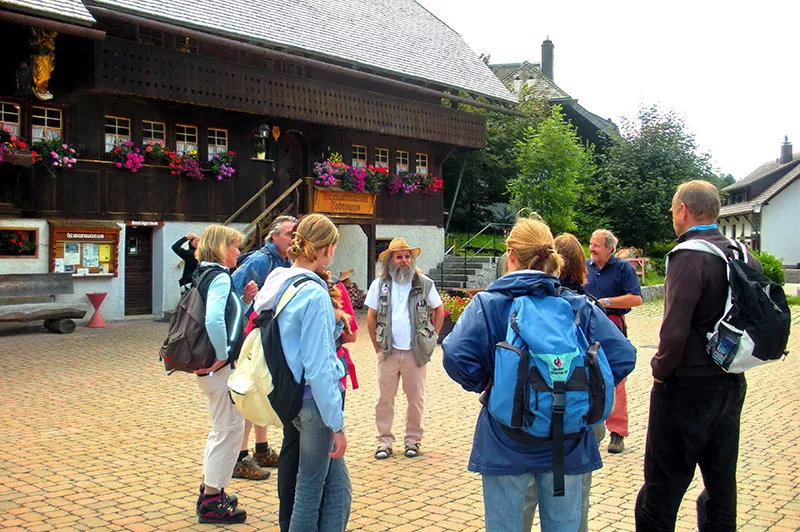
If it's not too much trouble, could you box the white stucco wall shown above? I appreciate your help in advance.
[0,219,125,322]
[326,224,444,292]
[377,224,444,280]
[155,222,249,316]
[328,225,368,290]
[761,179,800,266]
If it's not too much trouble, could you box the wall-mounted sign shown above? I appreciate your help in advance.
[313,189,376,217]
[127,220,164,227]
[66,232,105,240]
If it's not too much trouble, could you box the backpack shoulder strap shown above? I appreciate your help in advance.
[275,276,314,316]
[666,238,730,272]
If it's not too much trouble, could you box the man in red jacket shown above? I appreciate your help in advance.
[635,180,760,531]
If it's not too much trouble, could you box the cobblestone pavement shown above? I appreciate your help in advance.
[1,307,798,531]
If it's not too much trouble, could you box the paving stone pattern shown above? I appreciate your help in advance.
[1,308,798,531]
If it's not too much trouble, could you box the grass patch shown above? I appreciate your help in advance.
[641,270,665,286]
[786,295,800,306]
[446,232,506,255]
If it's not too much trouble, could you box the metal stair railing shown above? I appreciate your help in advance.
[440,223,512,290]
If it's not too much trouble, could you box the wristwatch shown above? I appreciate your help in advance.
[603,298,611,307]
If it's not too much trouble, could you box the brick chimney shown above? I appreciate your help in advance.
[780,136,793,164]
[541,38,554,81]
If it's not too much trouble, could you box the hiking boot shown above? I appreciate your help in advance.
[253,446,280,468]
[197,491,246,524]
[233,455,271,480]
[608,432,625,454]
[197,484,237,514]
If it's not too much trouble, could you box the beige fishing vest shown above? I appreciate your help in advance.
[375,273,438,366]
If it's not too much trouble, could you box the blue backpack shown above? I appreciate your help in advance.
[488,291,615,496]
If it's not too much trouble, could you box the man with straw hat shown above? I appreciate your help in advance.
[366,238,445,460]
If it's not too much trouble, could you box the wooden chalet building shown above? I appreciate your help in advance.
[0,0,514,320]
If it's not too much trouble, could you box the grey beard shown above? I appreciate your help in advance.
[389,261,415,284]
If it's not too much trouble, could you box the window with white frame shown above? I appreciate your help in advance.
[104,116,131,152]
[416,153,429,176]
[175,124,198,155]
[31,107,62,142]
[208,128,228,160]
[351,145,367,168]
[142,120,166,145]
[375,148,389,168]
[396,150,409,173]
[0,102,21,136]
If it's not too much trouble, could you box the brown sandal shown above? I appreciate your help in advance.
[375,447,392,460]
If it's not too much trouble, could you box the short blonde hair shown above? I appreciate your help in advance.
[195,225,244,264]
[674,180,720,220]
[288,214,339,262]
[504,217,563,276]
[554,233,586,286]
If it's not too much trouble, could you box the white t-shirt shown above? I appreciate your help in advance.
[365,275,442,350]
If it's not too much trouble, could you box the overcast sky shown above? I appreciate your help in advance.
[417,0,800,179]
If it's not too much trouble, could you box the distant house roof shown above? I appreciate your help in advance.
[89,0,515,104]
[0,0,96,25]
[720,163,800,217]
[490,61,568,100]
[724,152,800,192]
[489,60,616,146]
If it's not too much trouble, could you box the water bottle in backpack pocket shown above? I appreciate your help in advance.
[487,294,615,495]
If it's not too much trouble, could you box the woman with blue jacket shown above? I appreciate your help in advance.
[442,217,636,532]
[253,213,351,532]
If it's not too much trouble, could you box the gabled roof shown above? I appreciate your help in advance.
[0,0,96,26]
[89,0,515,104]
[720,163,800,218]
[490,61,568,100]
[724,153,800,191]
[490,61,541,83]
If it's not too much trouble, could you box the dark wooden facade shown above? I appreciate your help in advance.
[0,16,476,226]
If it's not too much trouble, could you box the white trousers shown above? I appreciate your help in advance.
[196,365,245,490]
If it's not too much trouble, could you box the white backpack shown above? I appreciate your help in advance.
[227,282,306,427]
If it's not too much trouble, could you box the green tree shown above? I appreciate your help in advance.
[586,104,715,250]
[507,106,596,234]
[443,86,550,231]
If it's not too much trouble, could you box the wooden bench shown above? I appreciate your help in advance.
[624,257,650,284]
[0,273,87,333]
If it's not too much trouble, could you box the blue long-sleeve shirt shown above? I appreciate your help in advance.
[254,267,345,432]
[232,241,291,293]
[201,262,245,362]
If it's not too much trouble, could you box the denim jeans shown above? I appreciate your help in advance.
[288,399,351,532]
[482,472,582,532]
[635,374,746,532]
[280,391,347,532]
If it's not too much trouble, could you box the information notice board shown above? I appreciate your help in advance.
[49,222,121,277]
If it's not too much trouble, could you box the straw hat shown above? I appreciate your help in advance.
[338,268,355,282]
[378,237,421,262]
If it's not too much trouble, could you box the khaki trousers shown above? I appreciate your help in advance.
[196,365,245,490]
[375,349,426,448]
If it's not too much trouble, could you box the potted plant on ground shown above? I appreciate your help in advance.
[437,291,474,343]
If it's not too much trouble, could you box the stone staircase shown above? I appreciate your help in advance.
[428,256,500,290]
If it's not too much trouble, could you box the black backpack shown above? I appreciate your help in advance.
[159,268,228,374]
[667,238,790,372]
[253,276,313,425]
